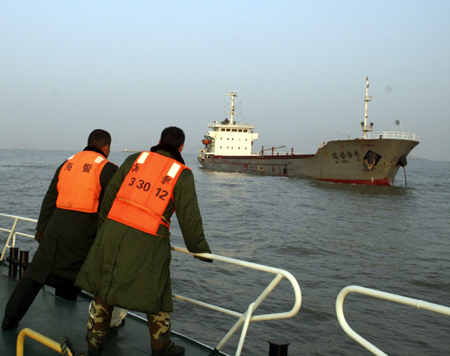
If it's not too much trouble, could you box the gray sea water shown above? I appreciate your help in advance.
[1,149,449,355]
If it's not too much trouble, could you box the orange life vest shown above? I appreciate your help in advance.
[56,150,108,213]
[107,152,189,236]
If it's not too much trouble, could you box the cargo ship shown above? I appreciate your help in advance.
[198,78,420,186]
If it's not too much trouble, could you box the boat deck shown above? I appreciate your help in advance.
[0,263,223,356]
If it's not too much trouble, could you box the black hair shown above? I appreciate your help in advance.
[87,129,111,149]
[160,127,185,149]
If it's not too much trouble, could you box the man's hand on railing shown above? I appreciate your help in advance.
[194,255,213,263]
[34,231,43,244]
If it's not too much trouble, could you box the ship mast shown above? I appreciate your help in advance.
[226,91,238,124]
[362,77,373,139]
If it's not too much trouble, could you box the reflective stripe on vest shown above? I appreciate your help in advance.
[107,151,190,236]
[56,151,108,213]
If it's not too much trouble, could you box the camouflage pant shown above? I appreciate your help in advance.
[86,295,113,353]
[86,295,172,353]
[148,311,172,352]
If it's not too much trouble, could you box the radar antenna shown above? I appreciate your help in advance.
[225,91,238,124]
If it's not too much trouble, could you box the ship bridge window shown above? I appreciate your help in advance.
[238,129,242,132]
[221,129,225,131]
[232,129,237,132]
[226,129,230,131]
[244,130,248,132]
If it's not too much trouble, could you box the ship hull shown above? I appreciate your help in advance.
[198,138,419,186]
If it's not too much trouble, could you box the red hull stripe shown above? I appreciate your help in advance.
[212,154,316,160]
[317,178,394,186]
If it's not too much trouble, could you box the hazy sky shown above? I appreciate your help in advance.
[1,1,449,161]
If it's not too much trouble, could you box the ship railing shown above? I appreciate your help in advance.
[16,328,71,356]
[336,285,450,356]
[172,246,302,356]
[0,213,37,262]
[366,131,420,141]
[260,152,293,156]
[0,213,302,356]
[207,121,255,129]
[259,146,295,156]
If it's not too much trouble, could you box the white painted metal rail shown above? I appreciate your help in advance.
[367,131,420,141]
[336,285,450,356]
[172,246,302,356]
[0,213,37,262]
[0,214,301,356]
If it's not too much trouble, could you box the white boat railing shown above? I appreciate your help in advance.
[0,214,302,356]
[172,246,302,356]
[336,285,450,356]
[0,213,37,262]
[317,131,420,149]
[366,131,420,141]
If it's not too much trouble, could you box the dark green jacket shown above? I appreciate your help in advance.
[25,147,117,287]
[75,150,211,314]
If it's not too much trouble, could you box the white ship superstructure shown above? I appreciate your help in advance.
[200,91,259,157]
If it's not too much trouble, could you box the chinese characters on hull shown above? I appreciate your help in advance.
[332,150,361,163]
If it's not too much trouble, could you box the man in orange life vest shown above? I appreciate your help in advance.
[2,129,117,330]
[75,127,212,356]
